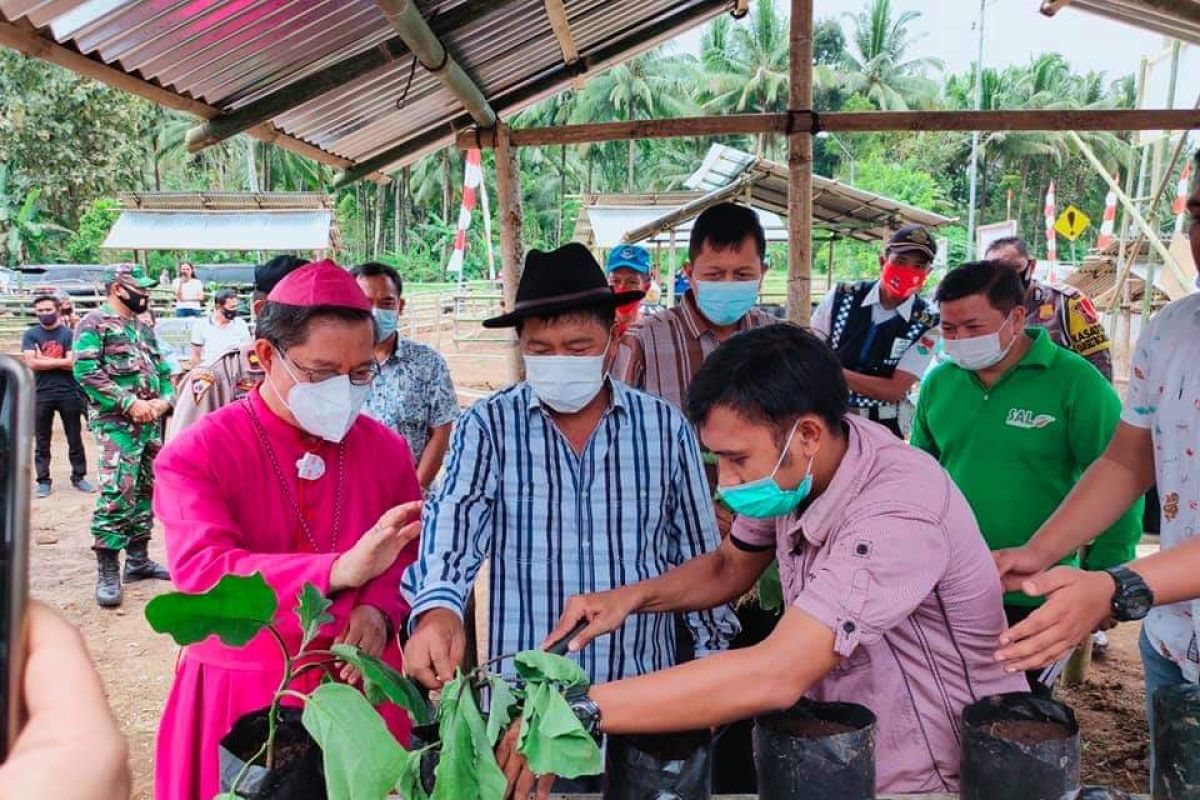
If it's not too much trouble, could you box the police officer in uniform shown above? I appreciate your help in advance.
[984,236,1113,381]
[73,264,174,607]
[167,255,308,439]
[811,225,940,437]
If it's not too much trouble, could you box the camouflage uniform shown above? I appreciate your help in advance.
[167,344,264,441]
[74,302,175,551]
[1024,279,1113,382]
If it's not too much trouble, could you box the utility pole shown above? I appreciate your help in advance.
[966,0,986,255]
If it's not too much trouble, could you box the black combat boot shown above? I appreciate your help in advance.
[124,540,171,582]
[95,549,123,608]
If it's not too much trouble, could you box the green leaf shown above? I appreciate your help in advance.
[394,746,431,800]
[513,650,589,691]
[756,559,783,615]
[485,676,518,747]
[144,573,278,647]
[432,675,506,800]
[300,682,405,800]
[296,582,334,652]
[517,683,603,779]
[330,644,433,726]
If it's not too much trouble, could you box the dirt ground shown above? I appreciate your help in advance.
[23,332,1151,797]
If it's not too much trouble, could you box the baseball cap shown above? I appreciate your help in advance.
[254,255,310,295]
[606,245,651,276]
[885,225,937,261]
[105,264,156,290]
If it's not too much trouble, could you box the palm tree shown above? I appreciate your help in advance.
[571,50,699,191]
[840,0,942,110]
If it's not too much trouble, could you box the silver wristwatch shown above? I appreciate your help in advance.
[568,695,603,740]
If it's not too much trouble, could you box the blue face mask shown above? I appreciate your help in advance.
[717,421,815,519]
[373,308,398,342]
[695,280,760,326]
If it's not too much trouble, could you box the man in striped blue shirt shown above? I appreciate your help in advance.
[402,244,738,696]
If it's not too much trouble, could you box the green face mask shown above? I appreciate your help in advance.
[717,421,814,519]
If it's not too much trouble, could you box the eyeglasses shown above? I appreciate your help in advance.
[281,351,380,386]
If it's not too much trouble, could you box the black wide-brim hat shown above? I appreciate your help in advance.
[483,242,645,329]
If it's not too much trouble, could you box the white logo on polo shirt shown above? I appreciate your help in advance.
[1006,409,1057,429]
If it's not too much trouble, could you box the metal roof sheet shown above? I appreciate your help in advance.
[580,202,789,248]
[103,209,334,250]
[621,144,954,246]
[0,0,734,175]
[1043,0,1200,46]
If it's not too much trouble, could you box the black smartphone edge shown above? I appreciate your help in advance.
[1,354,34,762]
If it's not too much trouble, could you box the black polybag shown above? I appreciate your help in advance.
[959,692,1080,800]
[1153,683,1200,799]
[753,699,876,800]
[603,729,713,800]
[218,707,326,799]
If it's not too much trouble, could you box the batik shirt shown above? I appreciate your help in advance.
[363,336,458,462]
[73,303,174,425]
[1124,293,1200,680]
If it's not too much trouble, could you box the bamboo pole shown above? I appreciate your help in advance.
[1069,131,1189,289]
[456,109,1200,150]
[494,125,526,383]
[787,0,814,325]
[668,229,678,308]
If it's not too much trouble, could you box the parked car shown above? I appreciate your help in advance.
[16,264,108,296]
[193,264,255,289]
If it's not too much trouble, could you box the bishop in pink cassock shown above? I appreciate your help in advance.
[152,262,422,800]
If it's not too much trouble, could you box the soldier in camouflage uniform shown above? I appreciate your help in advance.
[74,264,175,607]
[167,255,306,440]
[986,236,1113,381]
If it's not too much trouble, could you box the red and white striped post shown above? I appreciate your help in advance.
[1044,181,1058,284]
[1174,161,1193,237]
[447,148,483,280]
[1096,179,1118,251]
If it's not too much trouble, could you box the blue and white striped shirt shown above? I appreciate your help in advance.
[402,380,739,684]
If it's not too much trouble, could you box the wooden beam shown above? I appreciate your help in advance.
[493,125,526,383]
[0,18,392,183]
[457,108,1200,149]
[787,0,814,325]
[543,0,580,67]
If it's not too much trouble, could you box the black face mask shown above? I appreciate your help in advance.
[221,308,238,321]
[119,289,150,315]
[36,312,59,328]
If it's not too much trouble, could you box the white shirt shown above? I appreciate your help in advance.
[1123,293,1200,681]
[191,314,251,363]
[811,282,940,379]
[174,277,204,311]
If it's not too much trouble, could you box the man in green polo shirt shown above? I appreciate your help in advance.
[911,260,1141,694]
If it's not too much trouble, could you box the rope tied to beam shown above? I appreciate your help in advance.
[395,55,419,111]
[784,109,822,135]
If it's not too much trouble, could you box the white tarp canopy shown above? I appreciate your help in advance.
[102,211,333,251]
[583,205,789,248]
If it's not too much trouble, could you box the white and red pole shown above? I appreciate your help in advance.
[1096,179,1118,251]
[447,148,483,280]
[1044,181,1058,283]
[1175,161,1193,237]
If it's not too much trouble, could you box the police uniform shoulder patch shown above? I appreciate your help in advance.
[190,371,216,403]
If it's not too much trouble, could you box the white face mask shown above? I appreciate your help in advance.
[524,344,609,413]
[271,355,370,442]
[943,314,1017,371]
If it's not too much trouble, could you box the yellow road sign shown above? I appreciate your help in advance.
[1055,205,1091,241]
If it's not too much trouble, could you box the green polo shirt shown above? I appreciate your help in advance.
[911,327,1143,606]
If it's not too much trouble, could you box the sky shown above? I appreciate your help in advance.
[670,0,1195,107]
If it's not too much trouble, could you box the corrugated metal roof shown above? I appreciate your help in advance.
[1043,0,1200,46]
[0,0,734,175]
[103,209,334,250]
[621,144,954,246]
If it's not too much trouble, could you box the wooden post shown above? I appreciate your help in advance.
[787,0,814,324]
[667,228,678,308]
[494,124,526,382]
[826,236,836,293]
